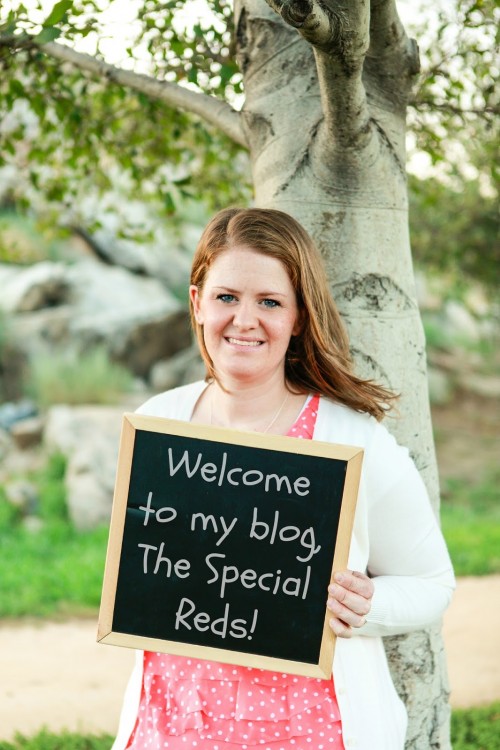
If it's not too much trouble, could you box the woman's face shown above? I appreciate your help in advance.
[190,246,300,387]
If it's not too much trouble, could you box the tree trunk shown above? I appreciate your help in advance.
[235,1,451,747]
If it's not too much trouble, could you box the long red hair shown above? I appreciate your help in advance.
[190,207,396,420]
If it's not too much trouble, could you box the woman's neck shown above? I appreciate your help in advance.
[206,377,307,435]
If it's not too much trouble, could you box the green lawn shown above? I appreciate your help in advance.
[0,456,499,619]
[440,470,500,576]
[0,731,113,750]
[0,454,108,618]
[1,704,499,750]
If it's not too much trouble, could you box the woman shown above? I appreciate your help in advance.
[112,207,455,750]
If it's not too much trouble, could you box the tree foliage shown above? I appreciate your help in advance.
[0,0,250,227]
[407,0,498,179]
[409,172,499,293]
[0,0,497,271]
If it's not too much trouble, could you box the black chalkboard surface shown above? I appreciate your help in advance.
[98,413,363,678]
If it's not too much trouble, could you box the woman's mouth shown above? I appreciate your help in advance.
[226,337,263,347]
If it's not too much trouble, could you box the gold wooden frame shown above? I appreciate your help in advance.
[97,413,363,678]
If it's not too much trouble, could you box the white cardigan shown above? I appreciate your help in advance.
[112,381,455,750]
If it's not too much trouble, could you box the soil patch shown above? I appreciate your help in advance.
[0,576,499,741]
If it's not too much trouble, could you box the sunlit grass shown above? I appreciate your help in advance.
[440,470,500,576]
[0,454,108,618]
[26,347,134,408]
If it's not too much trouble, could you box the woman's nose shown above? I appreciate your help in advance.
[232,301,258,329]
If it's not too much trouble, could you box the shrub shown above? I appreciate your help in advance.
[27,347,134,407]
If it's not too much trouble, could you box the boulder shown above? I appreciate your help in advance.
[456,374,500,400]
[2,258,192,379]
[427,366,453,406]
[443,300,481,343]
[0,261,70,313]
[9,306,73,355]
[88,227,194,290]
[66,261,192,377]
[10,416,44,450]
[150,344,205,391]
[44,405,124,530]
[0,401,38,431]
[4,479,39,515]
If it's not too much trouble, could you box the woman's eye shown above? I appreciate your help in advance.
[261,298,280,308]
[217,294,236,303]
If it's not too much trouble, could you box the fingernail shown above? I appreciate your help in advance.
[334,572,345,584]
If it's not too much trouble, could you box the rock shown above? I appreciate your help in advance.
[2,258,192,380]
[88,228,193,290]
[22,516,45,533]
[74,308,192,379]
[427,367,454,406]
[0,341,28,401]
[457,374,500,400]
[0,262,70,313]
[415,272,442,312]
[0,428,11,462]
[443,300,481,342]
[9,306,73,354]
[4,479,39,515]
[65,260,191,377]
[44,405,124,530]
[0,401,38,431]
[150,345,205,391]
[10,416,44,450]
[65,443,118,530]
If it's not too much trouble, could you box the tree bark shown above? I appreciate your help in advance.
[235,1,451,747]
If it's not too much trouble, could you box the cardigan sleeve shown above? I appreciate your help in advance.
[357,421,455,637]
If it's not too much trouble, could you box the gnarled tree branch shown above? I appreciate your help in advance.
[369,0,418,71]
[264,0,372,151]
[0,35,248,149]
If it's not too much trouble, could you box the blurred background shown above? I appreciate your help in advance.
[0,0,498,747]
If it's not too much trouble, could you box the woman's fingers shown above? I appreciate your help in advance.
[327,570,374,638]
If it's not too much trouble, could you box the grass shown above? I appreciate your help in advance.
[0,454,108,618]
[451,702,500,749]
[440,469,500,576]
[0,705,498,749]
[0,731,113,750]
[27,348,134,408]
[0,452,498,617]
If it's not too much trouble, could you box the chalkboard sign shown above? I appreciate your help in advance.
[98,413,363,678]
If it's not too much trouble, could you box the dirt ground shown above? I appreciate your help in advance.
[0,393,498,742]
[1,575,499,741]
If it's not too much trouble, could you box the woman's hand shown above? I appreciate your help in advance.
[327,570,374,638]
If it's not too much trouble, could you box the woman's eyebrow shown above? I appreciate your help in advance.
[212,285,287,297]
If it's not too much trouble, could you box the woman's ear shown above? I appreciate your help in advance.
[189,285,203,324]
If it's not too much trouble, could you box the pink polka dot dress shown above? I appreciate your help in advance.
[126,395,345,750]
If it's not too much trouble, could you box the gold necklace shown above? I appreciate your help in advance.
[210,388,289,433]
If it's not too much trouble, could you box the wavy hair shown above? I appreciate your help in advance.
[190,207,396,420]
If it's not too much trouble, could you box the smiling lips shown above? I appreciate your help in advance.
[226,337,263,347]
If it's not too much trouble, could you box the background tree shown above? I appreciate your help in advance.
[0,1,497,747]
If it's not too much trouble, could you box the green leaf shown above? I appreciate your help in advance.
[34,27,62,44]
[43,0,74,27]
[9,79,25,98]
